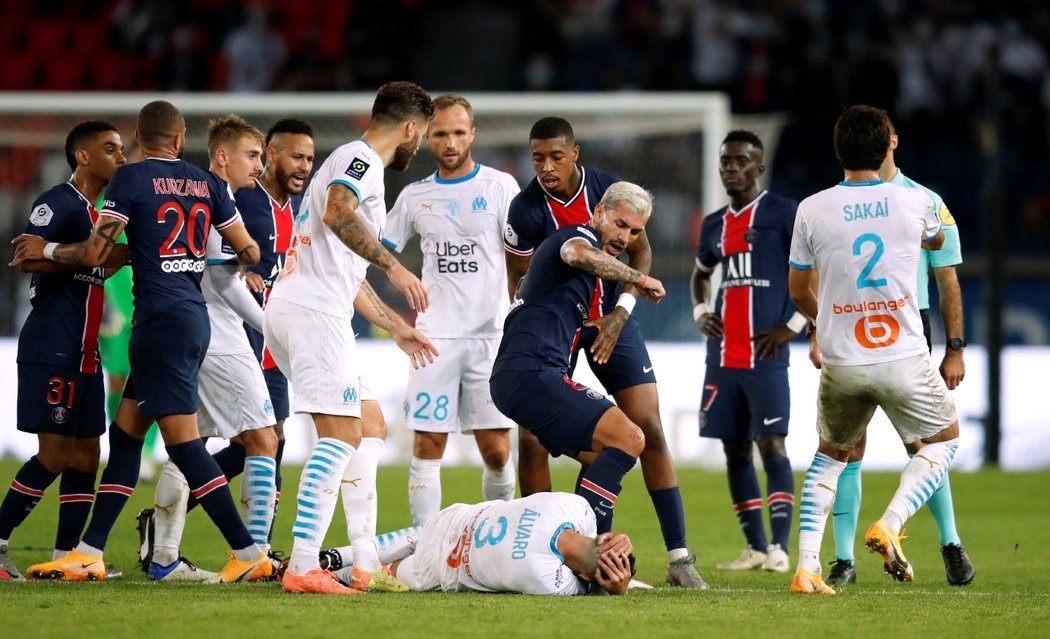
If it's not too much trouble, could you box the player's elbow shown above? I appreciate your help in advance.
[922,231,945,250]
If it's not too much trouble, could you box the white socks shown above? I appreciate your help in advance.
[883,439,959,533]
[152,460,190,567]
[241,456,277,556]
[408,457,442,526]
[796,452,846,574]
[341,436,382,572]
[482,460,516,502]
[288,438,354,575]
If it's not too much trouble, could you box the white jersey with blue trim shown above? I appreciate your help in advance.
[453,493,595,595]
[788,180,940,366]
[383,164,520,338]
[268,140,385,318]
[201,223,254,355]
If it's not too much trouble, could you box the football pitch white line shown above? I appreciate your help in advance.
[702,587,1030,597]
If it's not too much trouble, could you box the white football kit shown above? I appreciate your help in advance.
[383,165,519,433]
[789,180,956,447]
[264,140,385,416]
[397,492,596,595]
[198,209,273,438]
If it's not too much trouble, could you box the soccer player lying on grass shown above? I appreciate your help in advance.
[316,492,634,595]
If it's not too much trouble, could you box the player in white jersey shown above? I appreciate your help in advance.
[384,493,632,595]
[382,95,520,525]
[144,116,277,582]
[817,116,974,587]
[786,105,960,595]
[264,81,437,595]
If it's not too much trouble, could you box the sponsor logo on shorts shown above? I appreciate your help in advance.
[263,399,274,415]
[51,406,68,423]
[763,416,783,425]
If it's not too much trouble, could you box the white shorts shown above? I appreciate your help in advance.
[817,353,958,449]
[197,351,274,439]
[404,338,511,434]
[263,298,362,418]
[396,503,472,592]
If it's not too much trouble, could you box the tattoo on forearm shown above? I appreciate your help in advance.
[236,242,260,265]
[327,188,395,269]
[95,220,123,260]
[362,282,392,325]
[578,245,642,284]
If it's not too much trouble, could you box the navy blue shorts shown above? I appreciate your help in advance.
[246,322,289,422]
[573,315,657,394]
[699,366,790,440]
[124,303,210,419]
[490,368,614,458]
[17,363,106,437]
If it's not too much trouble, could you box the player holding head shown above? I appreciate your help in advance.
[504,117,705,589]
[263,81,438,594]
[382,95,520,526]
[817,114,974,587]
[141,115,277,582]
[0,122,126,581]
[491,182,665,540]
[786,105,959,595]
[379,493,634,595]
[12,100,269,583]
[690,130,805,573]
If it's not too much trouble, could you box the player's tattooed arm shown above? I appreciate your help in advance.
[561,238,665,302]
[215,219,260,267]
[354,280,395,328]
[10,218,128,268]
[325,184,430,311]
[353,280,438,369]
[622,228,652,298]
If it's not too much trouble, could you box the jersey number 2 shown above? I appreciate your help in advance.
[853,233,887,289]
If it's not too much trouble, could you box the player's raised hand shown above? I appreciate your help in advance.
[387,262,429,313]
[594,551,631,596]
[391,322,439,370]
[9,234,46,266]
[596,531,633,557]
[637,274,665,303]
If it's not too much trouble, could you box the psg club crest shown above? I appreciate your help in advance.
[744,228,757,243]
[51,406,68,424]
[344,157,370,180]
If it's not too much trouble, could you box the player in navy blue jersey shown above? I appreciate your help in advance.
[691,130,806,574]
[0,121,127,581]
[492,181,665,543]
[504,117,705,589]
[11,100,268,583]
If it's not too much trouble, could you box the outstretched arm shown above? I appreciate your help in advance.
[560,238,664,302]
[324,183,428,312]
[353,280,438,370]
[11,216,127,268]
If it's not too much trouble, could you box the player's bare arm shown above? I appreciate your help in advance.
[788,267,818,321]
[10,217,127,268]
[215,219,261,268]
[804,269,822,369]
[689,266,723,339]
[324,183,428,311]
[505,251,532,301]
[560,238,665,302]
[353,279,438,370]
[935,265,965,389]
[921,229,945,250]
[586,229,654,363]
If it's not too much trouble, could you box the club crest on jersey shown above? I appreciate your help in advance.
[471,195,488,212]
[30,203,54,226]
[344,157,370,180]
[744,228,757,243]
[51,406,68,424]
[342,386,359,405]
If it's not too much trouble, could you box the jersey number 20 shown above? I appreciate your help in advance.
[158,201,211,258]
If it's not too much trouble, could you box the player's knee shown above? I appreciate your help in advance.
[722,439,753,467]
[243,427,279,457]
[618,423,645,457]
[413,432,447,459]
[70,437,101,473]
[755,434,787,460]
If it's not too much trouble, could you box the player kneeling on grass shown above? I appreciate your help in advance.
[316,492,633,595]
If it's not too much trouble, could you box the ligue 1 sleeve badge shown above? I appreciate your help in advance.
[30,203,54,226]
[344,157,370,180]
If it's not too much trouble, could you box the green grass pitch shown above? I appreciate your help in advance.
[2,460,1048,638]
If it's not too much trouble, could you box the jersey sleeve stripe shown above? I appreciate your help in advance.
[329,178,363,203]
[548,522,575,564]
[503,243,533,256]
[381,237,398,251]
[213,211,242,231]
[99,210,128,223]
[788,260,812,270]
[695,257,713,273]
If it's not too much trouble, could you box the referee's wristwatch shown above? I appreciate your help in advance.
[947,337,967,351]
